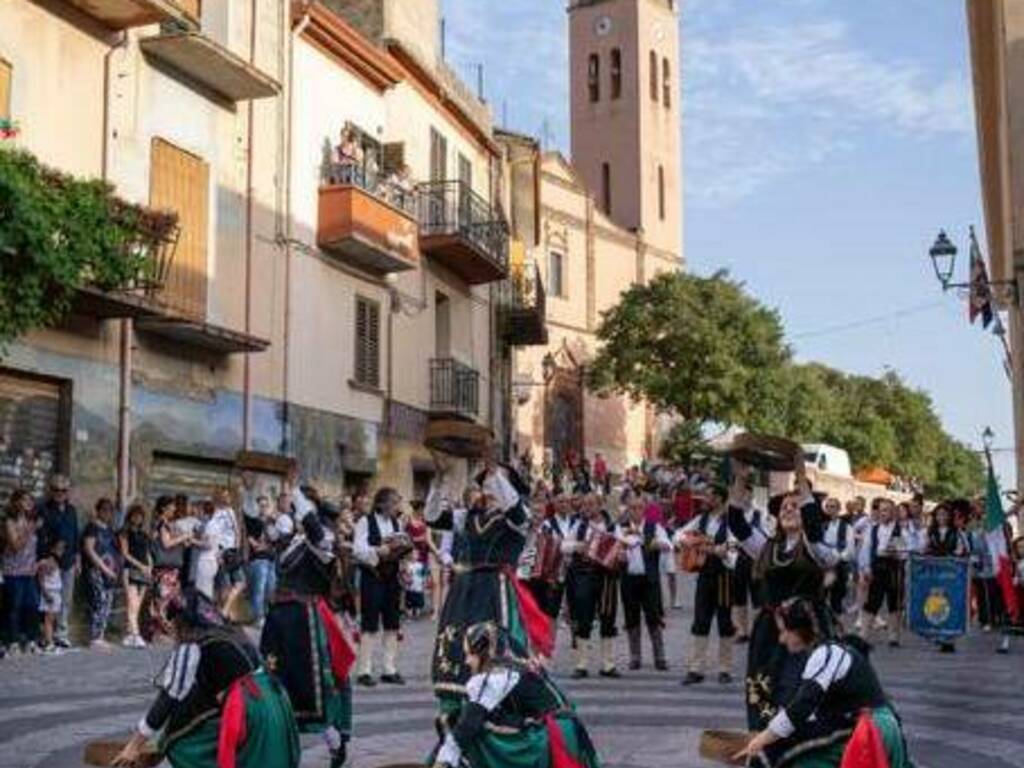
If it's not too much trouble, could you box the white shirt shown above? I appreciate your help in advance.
[618,520,670,576]
[206,507,239,552]
[353,512,401,568]
[824,519,856,562]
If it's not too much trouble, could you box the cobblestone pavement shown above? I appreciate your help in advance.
[1,585,1021,768]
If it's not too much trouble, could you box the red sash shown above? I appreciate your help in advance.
[511,574,554,658]
[316,597,356,684]
[840,711,890,768]
[544,713,585,768]
[217,676,260,768]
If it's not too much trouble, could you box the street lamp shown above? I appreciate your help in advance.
[928,230,958,290]
[982,426,995,452]
[927,227,1019,302]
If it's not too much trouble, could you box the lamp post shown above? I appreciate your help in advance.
[927,227,1019,301]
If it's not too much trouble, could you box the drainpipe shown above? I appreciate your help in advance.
[105,31,132,511]
[242,0,259,451]
[281,9,313,454]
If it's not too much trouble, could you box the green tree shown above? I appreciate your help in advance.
[587,271,790,427]
[0,148,173,352]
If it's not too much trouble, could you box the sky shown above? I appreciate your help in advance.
[440,0,1016,485]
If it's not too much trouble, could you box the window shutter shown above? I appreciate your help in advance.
[0,59,11,122]
[382,142,405,176]
[355,298,381,388]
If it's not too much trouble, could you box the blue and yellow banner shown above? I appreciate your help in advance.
[907,555,970,641]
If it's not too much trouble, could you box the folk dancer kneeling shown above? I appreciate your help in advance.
[114,589,300,768]
[735,598,912,768]
[432,622,601,768]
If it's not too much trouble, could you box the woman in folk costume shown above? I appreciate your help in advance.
[735,598,912,768]
[725,460,839,731]
[432,622,601,768]
[425,456,553,715]
[260,503,355,768]
[113,589,300,768]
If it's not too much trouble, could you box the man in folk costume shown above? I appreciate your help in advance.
[260,502,355,768]
[115,589,301,768]
[617,489,672,671]
[822,497,856,617]
[859,499,910,648]
[527,489,573,621]
[353,487,408,686]
[732,497,770,642]
[676,484,738,685]
[561,493,621,678]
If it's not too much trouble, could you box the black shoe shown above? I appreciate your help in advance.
[380,673,406,685]
[629,659,641,670]
[571,669,589,679]
[329,743,347,768]
[734,635,750,645]
[599,668,621,678]
[938,642,956,654]
[356,674,377,687]
[654,660,669,671]
[54,638,72,649]
[681,672,705,686]
[888,640,901,648]
[718,672,734,685]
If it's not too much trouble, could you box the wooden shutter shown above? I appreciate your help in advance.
[429,128,447,182]
[382,142,405,176]
[0,58,11,121]
[150,138,209,319]
[354,298,381,388]
[0,371,68,503]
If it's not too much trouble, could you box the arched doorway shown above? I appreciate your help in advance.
[544,354,584,469]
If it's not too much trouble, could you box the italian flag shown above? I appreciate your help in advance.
[984,465,1020,623]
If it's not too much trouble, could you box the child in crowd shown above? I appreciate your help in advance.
[37,539,65,654]
[404,557,427,620]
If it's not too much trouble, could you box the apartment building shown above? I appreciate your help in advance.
[0,0,524,506]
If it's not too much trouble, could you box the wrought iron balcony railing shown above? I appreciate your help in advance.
[417,180,509,283]
[430,358,480,418]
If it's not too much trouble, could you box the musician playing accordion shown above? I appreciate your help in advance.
[561,494,622,678]
[675,484,739,685]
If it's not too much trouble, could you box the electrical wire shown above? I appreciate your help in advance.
[789,300,947,340]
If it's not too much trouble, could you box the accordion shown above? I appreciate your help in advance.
[584,530,623,570]
[529,532,564,583]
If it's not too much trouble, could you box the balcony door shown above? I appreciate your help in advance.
[435,292,451,358]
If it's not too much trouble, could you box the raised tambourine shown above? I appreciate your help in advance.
[723,432,802,472]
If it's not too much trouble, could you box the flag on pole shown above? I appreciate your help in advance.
[984,462,1020,623]
[969,232,994,328]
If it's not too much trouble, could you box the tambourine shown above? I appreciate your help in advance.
[722,433,802,472]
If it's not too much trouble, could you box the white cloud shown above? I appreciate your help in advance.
[684,13,973,207]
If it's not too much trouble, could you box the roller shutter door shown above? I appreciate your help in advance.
[0,372,67,503]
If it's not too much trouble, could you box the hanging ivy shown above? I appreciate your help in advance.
[0,148,177,352]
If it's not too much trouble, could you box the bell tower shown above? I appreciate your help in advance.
[568,0,682,258]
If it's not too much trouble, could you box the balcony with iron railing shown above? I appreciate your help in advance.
[429,358,480,419]
[417,180,509,285]
[505,263,548,346]
[318,162,420,275]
